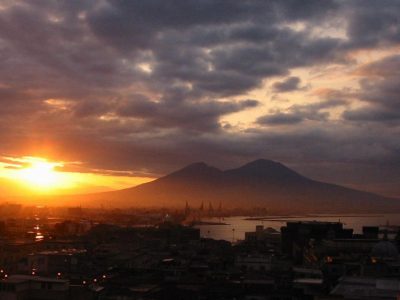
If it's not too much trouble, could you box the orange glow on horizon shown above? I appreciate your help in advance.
[0,156,154,196]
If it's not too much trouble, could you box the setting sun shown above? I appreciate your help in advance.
[18,159,63,189]
[0,156,154,196]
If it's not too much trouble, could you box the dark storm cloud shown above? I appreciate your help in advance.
[343,55,400,123]
[205,34,343,96]
[72,99,114,118]
[272,77,301,93]
[343,107,400,122]
[86,0,344,98]
[115,94,259,131]
[0,0,399,196]
[257,113,303,126]
[87,0,338,51]
[293,99,348,112]
[87,0,257,51]
[257,99,348,126]
[358,60,400,111]
[344,0,400,49]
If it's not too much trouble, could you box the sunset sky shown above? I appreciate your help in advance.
[0,0,399,197]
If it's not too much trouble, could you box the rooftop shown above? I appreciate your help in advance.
[5,275,69,284]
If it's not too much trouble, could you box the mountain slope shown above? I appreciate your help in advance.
[59,159,399,213]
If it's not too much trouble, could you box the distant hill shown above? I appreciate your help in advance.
[57,159,400,213]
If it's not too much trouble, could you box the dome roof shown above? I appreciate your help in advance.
[371,241,399,259]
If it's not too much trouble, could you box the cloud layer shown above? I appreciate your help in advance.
[0,0,399,196]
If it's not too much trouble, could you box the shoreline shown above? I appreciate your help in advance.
[244,214,384,221]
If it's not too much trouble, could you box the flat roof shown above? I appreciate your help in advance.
[29,249,87,256]
[5,275,68,284]
[293,278,323,285]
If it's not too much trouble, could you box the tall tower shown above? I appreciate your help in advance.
[185,201,191,217]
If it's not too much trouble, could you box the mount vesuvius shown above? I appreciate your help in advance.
[62,159,400,213]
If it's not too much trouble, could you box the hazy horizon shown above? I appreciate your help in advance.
[0,159,398,201]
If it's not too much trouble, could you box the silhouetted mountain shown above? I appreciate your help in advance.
[225,159,309,184]
[163,162,223,182]
[62,159,400,213]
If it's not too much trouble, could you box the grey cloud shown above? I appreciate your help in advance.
[87,0,259,51]
[257,113,303,125]
[343,107,400,122]
[330,55,400,127]
[257,99,348,126]
[87,0,338,52]
[292,99,348,111]
[73,99,114,118]
[352,55,400,117]
[272,76,301,92]
[363,78,400,110]
[116,96,259,132]
[345,0,400,49]
[85,0,345,99]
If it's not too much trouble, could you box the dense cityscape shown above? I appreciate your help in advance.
[0,203,399,299]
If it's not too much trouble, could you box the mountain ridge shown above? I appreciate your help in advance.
[85,159,399,213]
[27,159,400,213]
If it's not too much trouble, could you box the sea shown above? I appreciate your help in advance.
[195,214,400,242]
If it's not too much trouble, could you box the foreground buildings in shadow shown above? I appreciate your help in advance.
[1,207,400,299]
